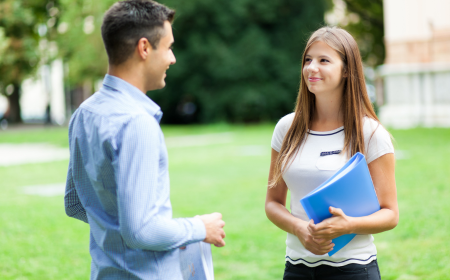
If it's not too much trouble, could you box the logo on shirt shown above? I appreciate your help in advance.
[320,150,342,157]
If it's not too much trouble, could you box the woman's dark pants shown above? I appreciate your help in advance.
[283,260,381,280]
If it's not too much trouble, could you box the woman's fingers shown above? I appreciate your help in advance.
[311,229,332,238]
[309,218,335,233]
[303,233,334,255]
[314,238,334,253]
[329,206,345,216]
[321,241,335,251]
[309,226,333,240]
[304,219,337,254]
[309,207,347,233]
[307,240,334,255]
[307,219,320,233]
[312,238,332,246]
[312,230,341,240]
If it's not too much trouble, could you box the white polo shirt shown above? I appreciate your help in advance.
[271,113,394,267]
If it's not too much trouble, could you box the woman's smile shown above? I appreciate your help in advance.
[308,77,322,82]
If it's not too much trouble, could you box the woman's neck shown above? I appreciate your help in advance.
[310,91,344,132]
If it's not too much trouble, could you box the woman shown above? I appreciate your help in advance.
[265,26,398,280]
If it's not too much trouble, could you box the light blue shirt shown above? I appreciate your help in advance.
[65,74,206,280]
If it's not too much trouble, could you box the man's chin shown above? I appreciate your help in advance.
[148,81,166,91]
[159,81,166,89]
[158,78,167,88]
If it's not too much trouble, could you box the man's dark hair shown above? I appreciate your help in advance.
[101,0,175,65]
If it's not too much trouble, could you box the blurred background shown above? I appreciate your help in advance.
[0,0,449,279]
[1,0,449,127]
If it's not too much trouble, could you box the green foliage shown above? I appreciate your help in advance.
[341,0,384,66]
[149,0,329,123]
[0,0,62,82]
[1,0,330,123]
[55,0,113,86]
[1,0,42,85]
[0,0,61,122]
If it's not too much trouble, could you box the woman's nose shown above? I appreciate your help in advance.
[307,61,318,73]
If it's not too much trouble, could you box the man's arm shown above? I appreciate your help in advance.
[114,115,214,251]
[64,164,88,223]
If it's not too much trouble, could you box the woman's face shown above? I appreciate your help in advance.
[302,41,346,97]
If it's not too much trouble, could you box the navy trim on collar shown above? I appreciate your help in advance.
[308,128,344,136]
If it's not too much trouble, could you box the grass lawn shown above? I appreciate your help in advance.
[0,124,449,279]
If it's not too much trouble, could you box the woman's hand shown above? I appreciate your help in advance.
[294,220,334,255]
[307,207,354,240]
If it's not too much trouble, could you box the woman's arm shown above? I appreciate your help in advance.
[265,148,334,255]
[308,153,398,239]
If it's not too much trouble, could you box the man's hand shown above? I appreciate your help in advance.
[199,212,226,247]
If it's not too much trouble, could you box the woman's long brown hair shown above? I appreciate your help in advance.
[269,26,379,188]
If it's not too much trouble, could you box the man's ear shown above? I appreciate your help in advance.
[137,38,152,60]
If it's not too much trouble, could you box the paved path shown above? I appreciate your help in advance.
[0,133,236,167]
[0,143,69,166]
[1,132,270,196]
[22,183,66,197]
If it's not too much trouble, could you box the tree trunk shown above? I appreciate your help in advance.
[6,83,22,123]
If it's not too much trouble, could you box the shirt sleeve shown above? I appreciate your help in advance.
[364,118,395,164]
[64,161,88,223]
[113,115,206,251]
[271,113,295,152]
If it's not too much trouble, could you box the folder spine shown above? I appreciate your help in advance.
[300,199,314,222]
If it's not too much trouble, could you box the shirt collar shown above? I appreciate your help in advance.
[102,74,163,123]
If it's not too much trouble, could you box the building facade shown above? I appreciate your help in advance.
[379,0,450,128]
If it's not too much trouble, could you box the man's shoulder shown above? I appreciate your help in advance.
[71,96,158,137]
[78,90,150,118]
[80,90,130,114]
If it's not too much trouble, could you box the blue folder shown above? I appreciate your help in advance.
[300,152,380,256]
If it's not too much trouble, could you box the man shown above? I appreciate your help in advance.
[64,1,226,279]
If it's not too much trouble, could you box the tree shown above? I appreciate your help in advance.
[0,0,60,123]
[340,0,384,66]
[56,0,331,123]
[1,0,332,124]
[150,0,331,123]
[56,0,114,102]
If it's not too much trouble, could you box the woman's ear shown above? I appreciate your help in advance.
[342,67,348,78]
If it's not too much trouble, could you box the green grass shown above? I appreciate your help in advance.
[0,125,449,279]
[376,128,450,280]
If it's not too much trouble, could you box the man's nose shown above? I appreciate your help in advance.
[170,51,176,65]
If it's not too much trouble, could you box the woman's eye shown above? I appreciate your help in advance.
[321,59,329,63]
[305,58,311,62]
